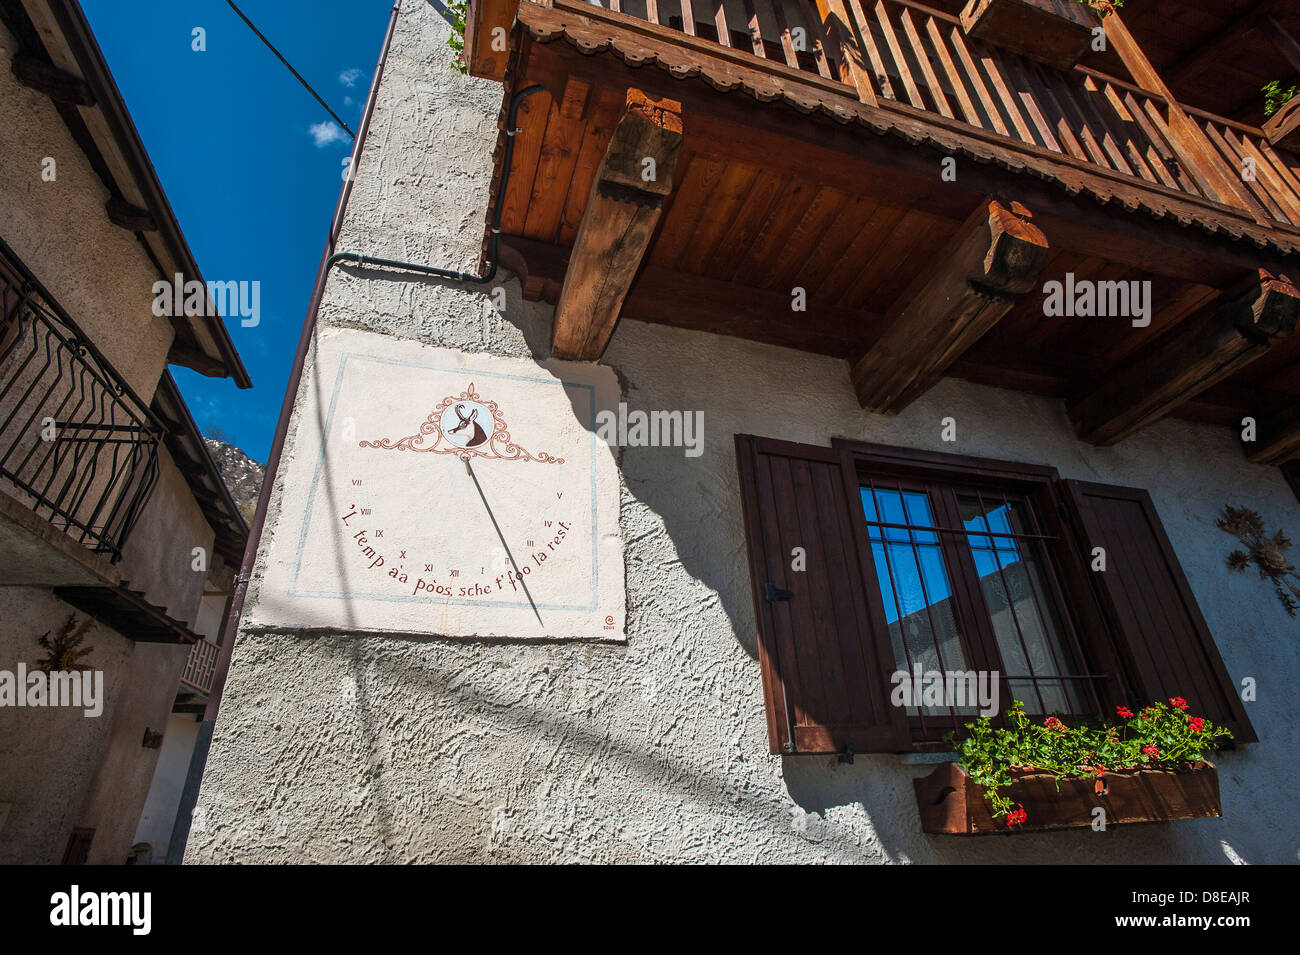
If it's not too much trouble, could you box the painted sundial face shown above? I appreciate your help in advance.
[252,330,625,642]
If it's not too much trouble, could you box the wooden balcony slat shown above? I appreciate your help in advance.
[873,0,924,109]
[803,1,835,80]
[1232,132,1300,229]
[1255,139,1300,214]
[1120,91,1189,192]
[1001,56,1063,154]
[859,7,897,101]
[713,0,732,47]
[1094,81,1161,185]
[897,8,952,119]
[946,25,1005,136]
[1208,123,1291,224]
[1230,131,1300,227]
[647,0,660,26]
[923,15,980,127]
[972,41,1035,145]
[1072,76,1137,176]
[1140,99,1212,199]
[1054,72,1119,169]
[1026,63,1093,165]
[740,0,766,56]
[819,0,879,105]
[681,0,698,36]
[769,0,803,69]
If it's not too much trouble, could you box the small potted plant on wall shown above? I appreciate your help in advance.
[960,0,1120,72]
[913,698,1229,835]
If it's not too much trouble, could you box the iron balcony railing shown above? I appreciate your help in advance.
[0,236,162,562]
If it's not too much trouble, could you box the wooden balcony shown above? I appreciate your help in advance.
[179,637,220,696]
[468,0,1300,454]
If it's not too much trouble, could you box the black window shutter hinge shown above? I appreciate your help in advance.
[765,582,794,602]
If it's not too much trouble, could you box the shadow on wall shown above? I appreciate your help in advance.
[294,256,1265,862]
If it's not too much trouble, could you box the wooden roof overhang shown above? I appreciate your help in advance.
[476,1,1300,459]
[0,0,252,389]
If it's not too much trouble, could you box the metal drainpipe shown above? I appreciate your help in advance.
[171,2,541,858]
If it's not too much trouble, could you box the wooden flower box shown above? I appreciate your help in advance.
[914,760,1222,835]
[1264,97,1300,153]
[959,0,1100,71]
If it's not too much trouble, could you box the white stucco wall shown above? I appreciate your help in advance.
[190,0,1300,863]
[0,19,173,403]
[0,587,187,864]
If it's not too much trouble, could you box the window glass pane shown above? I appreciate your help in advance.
[959,495,1083,715]
[860,487,974,717]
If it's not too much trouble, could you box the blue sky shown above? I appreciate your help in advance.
[81,0,397,463]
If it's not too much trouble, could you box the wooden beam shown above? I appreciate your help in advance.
[501,235,879,356]
[550,89,683,361]
[10,51,95,105]
[1070,270,1300,446]
[105,194,157,232]
[849,198,1049,413]
[1245,401,1300,464]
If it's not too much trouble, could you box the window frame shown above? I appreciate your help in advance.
[833,439,1133,748]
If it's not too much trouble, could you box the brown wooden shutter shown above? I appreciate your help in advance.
[735,434,910,755]
[1061,480,1256,742]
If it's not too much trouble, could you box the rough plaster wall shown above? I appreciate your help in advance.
[131,712,200,861]
[116,449,216,629]
[0,20,173,403]
[191,0,1300,863]
[0,587,180,863]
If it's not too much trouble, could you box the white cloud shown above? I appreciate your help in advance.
[308,121,349,148]
[339,67,362,87]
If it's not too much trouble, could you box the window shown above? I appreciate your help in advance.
[860,477,1100,740]
[735,435,1257,755]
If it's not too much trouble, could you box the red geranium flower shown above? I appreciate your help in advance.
[1142,744,1160,758]
[1044,716,1066,732]
[1116,706,1134,719]
[1189,716,1204,733]
[1005,805,1028,827]
[1170,696,1189,712]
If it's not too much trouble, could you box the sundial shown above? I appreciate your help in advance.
[251,328,625,641]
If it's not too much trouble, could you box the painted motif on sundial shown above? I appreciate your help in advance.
[250,329,625,642]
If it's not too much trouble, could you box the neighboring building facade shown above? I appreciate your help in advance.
[193,0,1300,862]
[0,0,248,863]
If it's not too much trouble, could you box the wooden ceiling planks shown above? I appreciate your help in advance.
[492,4,1300,442]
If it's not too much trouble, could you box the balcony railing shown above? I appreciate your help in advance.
[569,0,1300,232]
[179,637,220,695]
[0,237,162,562]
